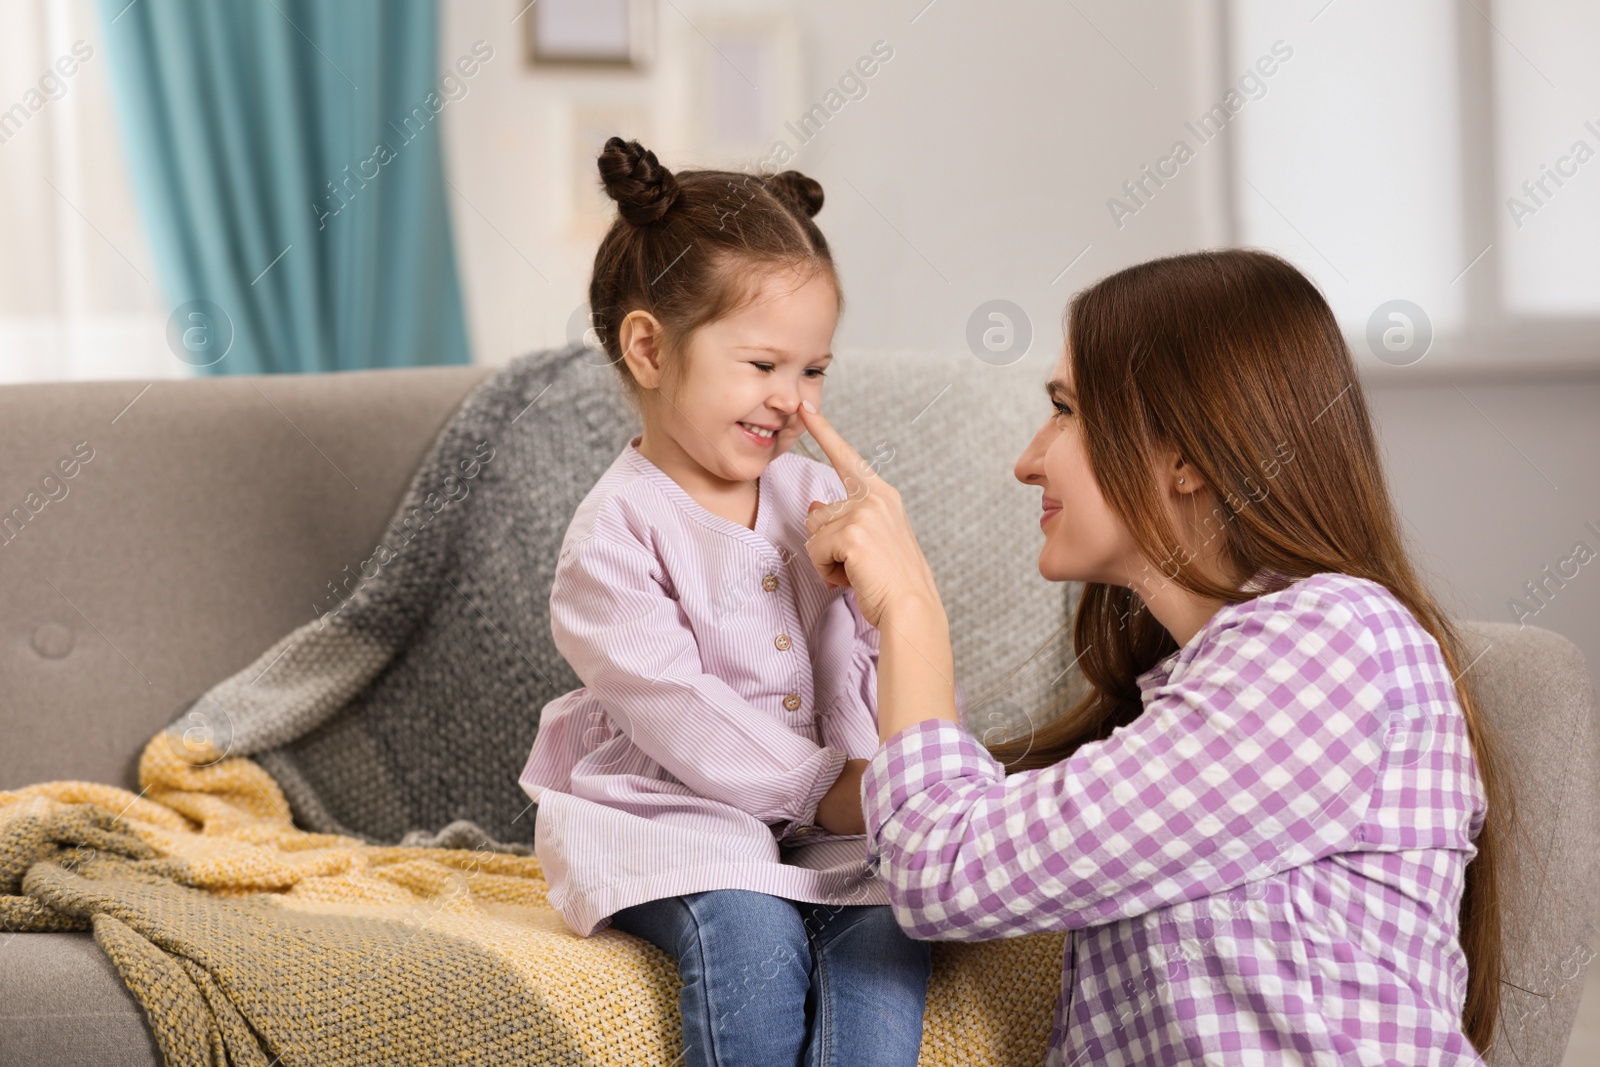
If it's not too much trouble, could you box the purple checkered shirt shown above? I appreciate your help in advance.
[862,572,1488,1065]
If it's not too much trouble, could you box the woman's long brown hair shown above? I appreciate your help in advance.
[985,248,1518,1056]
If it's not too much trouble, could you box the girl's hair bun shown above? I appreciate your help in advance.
[598,136,680,225]
[764,170,824,218]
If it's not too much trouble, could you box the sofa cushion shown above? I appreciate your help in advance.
[0,931,162,1067]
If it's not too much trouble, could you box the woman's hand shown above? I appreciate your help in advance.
[799,401,961,744]
[815,758,870,835]
[797,402,943,629]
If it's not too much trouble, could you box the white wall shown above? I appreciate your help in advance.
[438,0,1229,368]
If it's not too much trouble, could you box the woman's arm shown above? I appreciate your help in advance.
[877,594,960,743]
[812,587,968,836]
[812,588,960,838]
[860,586,1396,942]
[797,402,961,744]
[808,600,959,837]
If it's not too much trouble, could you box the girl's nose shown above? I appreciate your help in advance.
[769,383,801,414]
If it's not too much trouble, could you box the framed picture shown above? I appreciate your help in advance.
[681,15,800,163]
[525,0,653,70]
[685,14,801,169]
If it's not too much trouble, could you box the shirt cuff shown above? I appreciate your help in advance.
[772,744,849,842]
[861,718,1004,858]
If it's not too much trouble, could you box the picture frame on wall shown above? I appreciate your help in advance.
[685,14,801,169]
[525,0,653,70]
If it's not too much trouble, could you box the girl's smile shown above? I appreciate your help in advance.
[738,421,782,447]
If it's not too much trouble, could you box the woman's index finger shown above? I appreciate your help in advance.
[797,402,868,480]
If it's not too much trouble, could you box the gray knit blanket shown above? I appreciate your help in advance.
[164,344,637,854]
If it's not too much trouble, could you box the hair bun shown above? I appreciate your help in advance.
[598,137,680,225]
[764,170,824,218]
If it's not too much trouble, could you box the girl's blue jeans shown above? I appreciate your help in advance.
[609,888,931,1067]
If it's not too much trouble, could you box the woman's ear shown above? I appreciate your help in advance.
[1164,448,1205,496]
[619,310,666,390]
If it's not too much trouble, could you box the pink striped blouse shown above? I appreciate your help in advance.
[520,435,967,937]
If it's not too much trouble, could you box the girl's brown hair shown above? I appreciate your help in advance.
[985,248,1520,1056]
[588,137,838,409]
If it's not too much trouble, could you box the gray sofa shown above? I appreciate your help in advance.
[2,350,1597,1066]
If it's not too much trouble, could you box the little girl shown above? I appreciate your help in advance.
[519,138,950,1067]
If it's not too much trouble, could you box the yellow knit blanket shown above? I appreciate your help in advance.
[1,733,1065,1065]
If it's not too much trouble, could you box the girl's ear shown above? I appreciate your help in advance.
[619,310,666,390]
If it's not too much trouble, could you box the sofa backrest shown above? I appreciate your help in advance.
[2,364,495,790]
[1455,621,1600,1066]
[0,348,1073,791]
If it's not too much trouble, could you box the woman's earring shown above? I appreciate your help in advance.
[1178,477,1185,484]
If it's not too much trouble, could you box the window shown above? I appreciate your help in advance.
[0,0,175,384]
[1230,0,1599,371]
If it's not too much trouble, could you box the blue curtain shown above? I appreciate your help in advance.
[98,0,471,374]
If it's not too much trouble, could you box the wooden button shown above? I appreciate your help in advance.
[774,634,792,651]
[762,574,779,592]
[783,694,801,711]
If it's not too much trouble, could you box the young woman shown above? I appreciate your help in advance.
[797,248,1514,1065]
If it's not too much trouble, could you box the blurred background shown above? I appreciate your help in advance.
[1,0,1596,1054]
